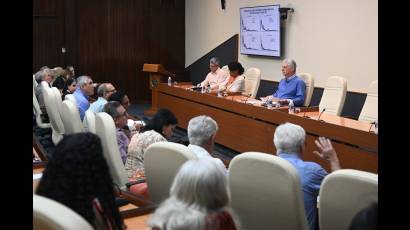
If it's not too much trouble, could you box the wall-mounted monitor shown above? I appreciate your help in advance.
[240,5,281,57]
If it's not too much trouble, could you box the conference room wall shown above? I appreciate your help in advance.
[186,0,377,93]
[34,0,186,103]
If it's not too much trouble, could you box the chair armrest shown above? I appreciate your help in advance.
[126,179,146,189]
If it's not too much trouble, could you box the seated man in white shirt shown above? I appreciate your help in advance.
[187,115,226,172]
[198,57,228,90]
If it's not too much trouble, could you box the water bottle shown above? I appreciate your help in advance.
[288,100,294,113]
[168,76,172,86]
[207,83,211,93]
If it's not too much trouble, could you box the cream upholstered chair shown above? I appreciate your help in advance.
[61,100,85,134]
[95,112,129,189]
[319,76,347,115]
[221,65,229,74]
[358,80,378,122]
[51,87,64,114]
[298,73,314,107]
[318,169,378,230]
[33,88,51,129]
[83,110,97,134]
[144,142,197,204]
[43,86,65,145]
[33,194,93,230]
[242,67,261,99]
[33,74,38,90]
[65,94,78,107]
[228,152,308,230]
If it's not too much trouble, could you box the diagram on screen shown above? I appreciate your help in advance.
[261,33,279,51]
[241,15,259,31]
[240,5,280,57]
[242,33,261,50]
[260,14,277,31]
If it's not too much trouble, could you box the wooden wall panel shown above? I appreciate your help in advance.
[33,0,185,103]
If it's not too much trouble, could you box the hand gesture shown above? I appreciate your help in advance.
[313,137,338,162]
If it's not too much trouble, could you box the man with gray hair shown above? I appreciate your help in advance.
[73,75,95,120]
[89,83,116,113]
[264,58,306,106]
[273,122,341,230]
[198,57,228,90]
[187,115,226,171]
[35,68,53,110]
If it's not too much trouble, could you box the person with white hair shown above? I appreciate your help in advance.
[149,159,238,230]
[73,75,95,120]
[273,122,341,230]
[264,58,306,106]
[187,115,226,172]
[89,83,116,113]
[34,68,53,110]
[198,57,228,90]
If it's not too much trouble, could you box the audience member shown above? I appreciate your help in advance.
[104,101,132,165]
[35,68,53,110]
[73,75,95,120]
[62,78,77,100]
[108,91,131,111]
[36,133,125,230]
[274,122,341,230]
[149,159,238,230]
[349,202,378,230]
[125,109,177,196]
[187,115,226,171]
[90,83,117,113]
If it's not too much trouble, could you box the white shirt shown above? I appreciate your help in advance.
[219,75,245,93]
[187,144,227,172]
[200,68,228,90]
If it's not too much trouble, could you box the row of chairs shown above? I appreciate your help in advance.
[220,66,378,122]
[34,141,377,230]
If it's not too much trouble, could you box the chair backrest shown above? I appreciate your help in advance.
[318,169,378,230]
[83,110,97,134]
[61,100,85,134]
[65,94,78,107]
[33,88,51,129]
[51,87,64,114]
[319,76,347,115]
[221,65,229,74]
[228,152,308,230]
[33,74,38,90]
[243,67,261,99]
[95,112,128,189]
[144,142,197,204]
[298,73,314,107]
[358,80,378,122]
[33,194,93,230]
[43,86,65,145]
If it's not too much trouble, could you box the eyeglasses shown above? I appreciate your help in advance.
[106,89,116,93]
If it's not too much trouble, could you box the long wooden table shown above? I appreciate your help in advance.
[151,83,378,173]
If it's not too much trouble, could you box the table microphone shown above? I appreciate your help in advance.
[302,109,310,118]
[244,93,252,103]
[317,108,326,122]
[368,121,376,132]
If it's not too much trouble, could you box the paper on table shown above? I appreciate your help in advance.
[33,173,43,180]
